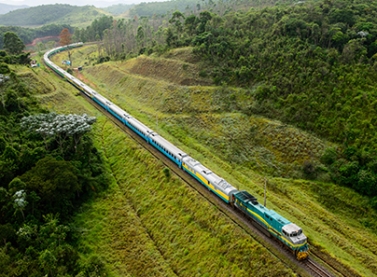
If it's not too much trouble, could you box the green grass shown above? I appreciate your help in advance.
[26,62,296,276]
[44,45,377,277]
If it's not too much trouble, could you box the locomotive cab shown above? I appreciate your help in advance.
[282,223,309,260]
[282,223,307,245]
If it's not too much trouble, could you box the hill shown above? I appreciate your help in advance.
[102,3,134,15]
[0,4,109,27]
[0,3,28,14]
[80,0,377,203]
[0,24,73,49]
[45,43,377,277]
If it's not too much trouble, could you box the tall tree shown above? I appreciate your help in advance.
[59,28,72,66]
[59,28,72,46]
[3,32,25,55]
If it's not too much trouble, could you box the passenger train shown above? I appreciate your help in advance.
[43,42,309,260]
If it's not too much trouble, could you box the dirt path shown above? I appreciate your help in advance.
[26,36,59,47]
[76,71,97,89]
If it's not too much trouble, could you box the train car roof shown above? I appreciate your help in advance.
[127,117,154,135]
[183,156,237,194]
[110,103,131,118]
[150,133,187,158]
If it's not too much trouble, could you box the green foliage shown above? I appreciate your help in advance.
[163,167,171,179]
[0,64,109,276]
[0,4,107,28]
[0,24,73,49]
[3,32,24,55]
[129,0,198,17]
[74,15,113,43]
[0,62,9,73]
[103,3,134,15]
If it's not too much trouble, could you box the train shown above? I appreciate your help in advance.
[43,43,310,261]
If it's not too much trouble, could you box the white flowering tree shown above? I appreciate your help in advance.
[21,113,96,153]
[13,190,27,220]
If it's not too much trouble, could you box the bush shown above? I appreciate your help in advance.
[320,147,338,165]
[0,62,10,74]
[163,167,170,179]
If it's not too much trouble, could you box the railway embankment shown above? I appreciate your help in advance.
[33,45,377,277]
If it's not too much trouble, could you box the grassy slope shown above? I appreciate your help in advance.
[52,44,377,277]
[25,53,295,276]
[0,5,109,28]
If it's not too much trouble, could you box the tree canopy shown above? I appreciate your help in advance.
[75,0,377,201]
[3,32,24,55]
[59,28,72,46]
[0,54,109,275]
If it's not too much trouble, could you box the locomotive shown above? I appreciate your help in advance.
[43,43,309,260]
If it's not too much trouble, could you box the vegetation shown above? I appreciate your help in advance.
[0,4,108,28]
[3,0,377,275]
[52,45,377,276]
[33,60,297,276]
[0,46,109,276]
[0,3,27,15]
[128,0,199,17]
[0,24,73,49]
[3,32,25,54]
[74,0,377,202]
[102,4,134,15]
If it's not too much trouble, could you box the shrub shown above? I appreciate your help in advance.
[0,62,10,74]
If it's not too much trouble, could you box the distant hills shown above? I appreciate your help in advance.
[0,3,28,14]
[0,0,198,27]
[0,4,109,27]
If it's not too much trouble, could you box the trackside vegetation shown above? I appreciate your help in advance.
[2,0,377,276]
[75,0,377,204]
[0,47,109,276]
[36,60,296,277]
[56,44,377,276]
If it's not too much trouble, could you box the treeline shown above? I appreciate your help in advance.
[129,0,199,17]
[0,24,73,49]
[0,4,106,27]
[76,0,377,202]
[0,4,77,26]
[127,0,297,18]
[0,51,109,275]
[103,3,134,15]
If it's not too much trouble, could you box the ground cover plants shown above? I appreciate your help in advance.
[73,0,377,203]
[41,53,296,276]
[51,44,377,276]
[0,49,109,276]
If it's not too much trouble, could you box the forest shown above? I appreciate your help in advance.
[0,24,74,49]
[0,4,106,28]
[0,36,109,276]
[73,0,377,204]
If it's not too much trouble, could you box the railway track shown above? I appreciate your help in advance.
[73,78,343,277]
[303,258,335,277]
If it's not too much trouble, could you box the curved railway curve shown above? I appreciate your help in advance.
[44,43,347,277]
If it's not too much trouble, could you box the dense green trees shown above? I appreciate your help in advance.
[0,4,99,27]
[0,51,109,275]
[77,0,377,201]
[0,24,73,50]
[3,32,24,54]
